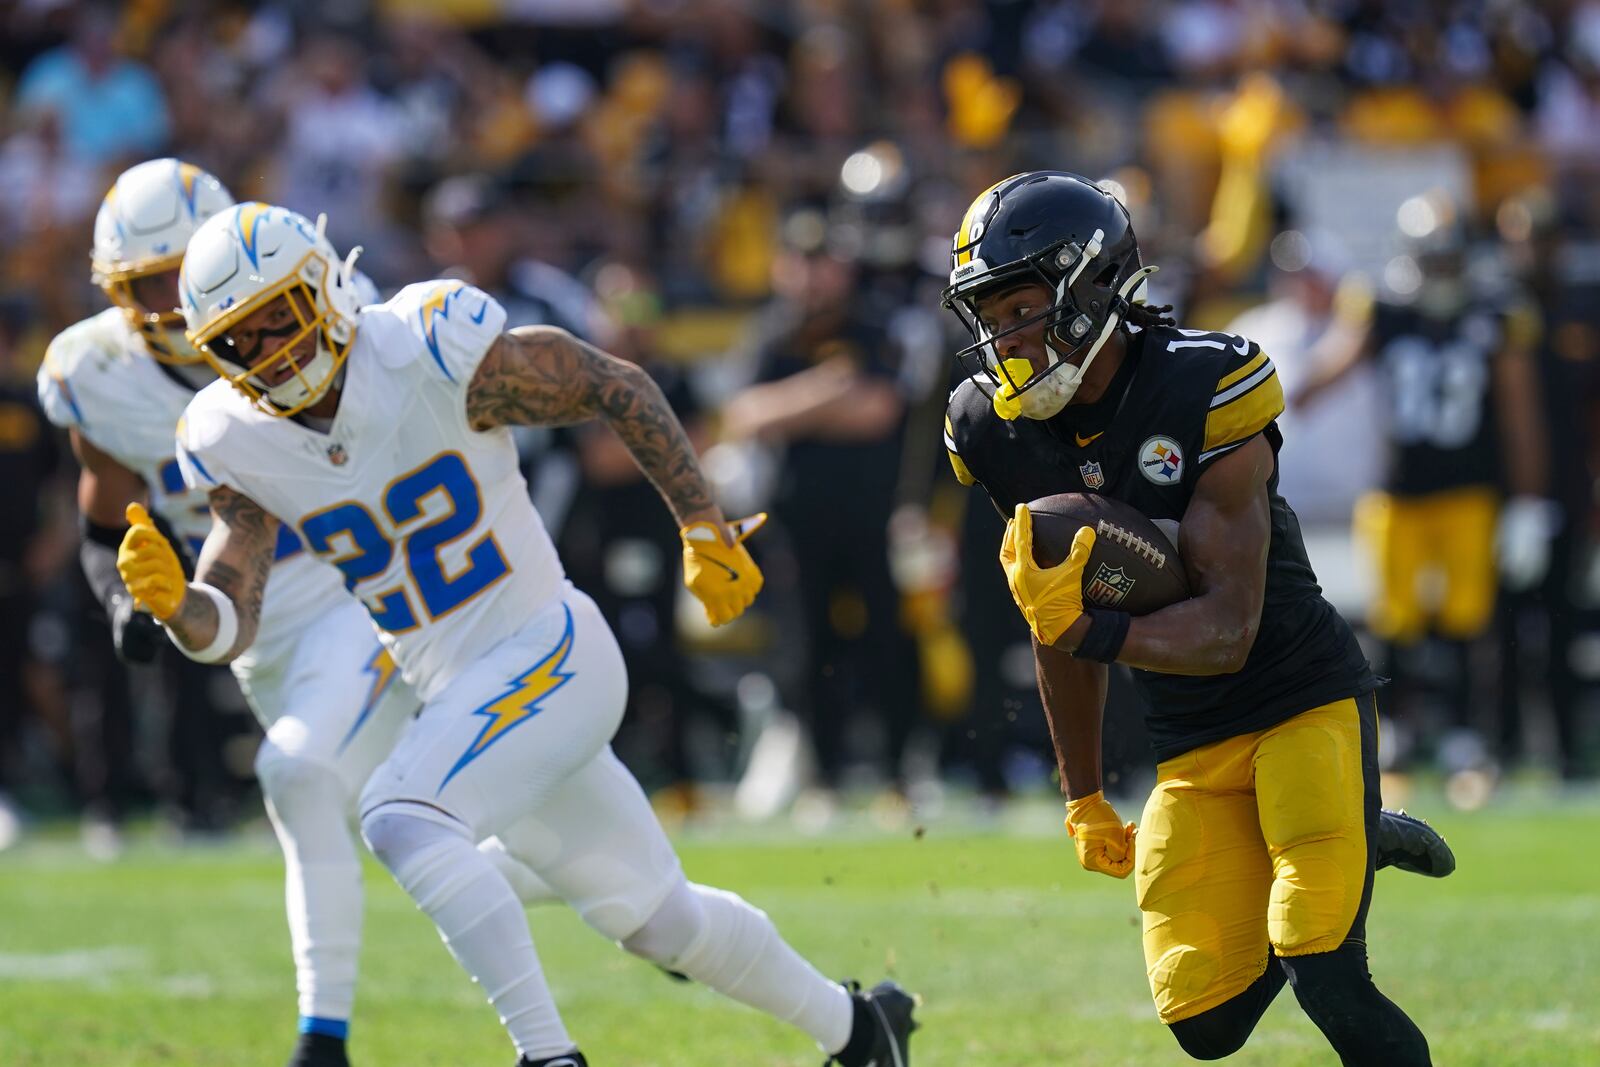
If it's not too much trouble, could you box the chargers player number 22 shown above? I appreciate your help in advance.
[299,451,509,632]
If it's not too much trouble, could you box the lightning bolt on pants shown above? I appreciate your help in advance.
[358,588,628,1057]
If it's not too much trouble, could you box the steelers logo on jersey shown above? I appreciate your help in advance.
[1139,435,1184,485]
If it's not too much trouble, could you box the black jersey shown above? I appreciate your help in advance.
[1370,298,1537,496]
[945,324,1376,762]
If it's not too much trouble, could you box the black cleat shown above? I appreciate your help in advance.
[827,979,919,1067]
[288,1032,349,1067]
[1376,809,1456,877]
[517,1054,587,1067]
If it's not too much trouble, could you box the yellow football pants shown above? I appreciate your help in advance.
[1134,695,1378,1024]
[1354,487,1497,642]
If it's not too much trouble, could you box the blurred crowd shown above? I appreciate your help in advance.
[3,0,1600,851]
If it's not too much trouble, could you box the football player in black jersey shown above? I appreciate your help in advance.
[1293,191,1555,775]
[940,172,1452,1064]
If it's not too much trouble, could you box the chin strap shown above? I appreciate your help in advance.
[991,263,1163,422]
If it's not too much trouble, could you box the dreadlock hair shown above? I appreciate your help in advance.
[1123,301,1177,330]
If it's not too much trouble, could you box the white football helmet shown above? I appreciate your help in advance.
[92,158,235,364]
[180,202,365,417]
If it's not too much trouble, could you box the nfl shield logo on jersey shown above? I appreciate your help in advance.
[327,443,348,466]
[1079,459,1105,489]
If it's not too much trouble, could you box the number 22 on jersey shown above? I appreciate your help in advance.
[300,451,510,632]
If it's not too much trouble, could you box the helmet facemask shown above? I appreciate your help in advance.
[95,256,208,366]
[944,230,1155,421]
[190,243,360,417]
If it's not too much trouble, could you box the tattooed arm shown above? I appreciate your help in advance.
[161,486,277,660]
[466,325,722,528]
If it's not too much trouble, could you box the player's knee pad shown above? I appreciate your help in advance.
[618,878,704,966]
[360,804,476,900]
[255,742,350,823]
[1268,830,1366,957]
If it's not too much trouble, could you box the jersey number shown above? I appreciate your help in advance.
[299,452,510,632]
[1384,338,1488,449]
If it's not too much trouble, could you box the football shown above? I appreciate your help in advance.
[1025,493,1192,615]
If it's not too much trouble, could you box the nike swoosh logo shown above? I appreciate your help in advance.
[706,557,740,581]
[470,298,489,325]
[1075,431,1104,447]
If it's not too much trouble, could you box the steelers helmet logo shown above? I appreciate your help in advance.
[1138,435,1184,485]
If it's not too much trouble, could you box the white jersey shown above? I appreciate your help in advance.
[37,307,350,663]
[40,309,214,550]
[176,280,566,700]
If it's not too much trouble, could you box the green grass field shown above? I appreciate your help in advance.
[2,797,1597,1066]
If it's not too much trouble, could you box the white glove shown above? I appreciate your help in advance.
[1496,497,1561,593]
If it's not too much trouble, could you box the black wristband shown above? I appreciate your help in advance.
[83,517,128,549]
[1073,609,1130,663]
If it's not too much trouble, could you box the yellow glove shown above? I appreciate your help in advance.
[999,504,1093,646]
[1065,791,1137,879]
[117,503,186,621]
[681,513,766,627]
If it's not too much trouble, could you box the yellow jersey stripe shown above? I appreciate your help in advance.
[947,449,976,486]
[1203,368,1283,454]
[1214,349,1267,393]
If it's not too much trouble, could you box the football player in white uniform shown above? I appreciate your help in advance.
[117,200,919,1067]
[38,161,417,1067]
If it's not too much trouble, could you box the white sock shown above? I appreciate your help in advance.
[363,806,574,1059]
[621,881,853,1053]
[257,748,362,1023]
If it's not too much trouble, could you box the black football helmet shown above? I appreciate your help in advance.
[940,171,1153,420]
[1392,189,1473,318]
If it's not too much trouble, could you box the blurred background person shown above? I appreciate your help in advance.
[721,205,918,818]
[13,1,168,170]
[0,296,71,850]
[1291,191,1556,798]
[1494,186,1600,784]
[1227,229,1383,527]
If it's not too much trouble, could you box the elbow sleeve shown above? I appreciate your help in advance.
[80,520,129,615]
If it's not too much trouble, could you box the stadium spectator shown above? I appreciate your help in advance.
[722,207,918,806]
[0,297,68,849]
[1229,230,1382,526]
[1495,186,1600,782]
[14,2,169,169]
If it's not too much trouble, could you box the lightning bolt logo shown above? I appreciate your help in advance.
[439,606,576,792]
[418,280,467,381]
[236,202,270,269]
[338,646,399,755]
[176,162,203,217]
